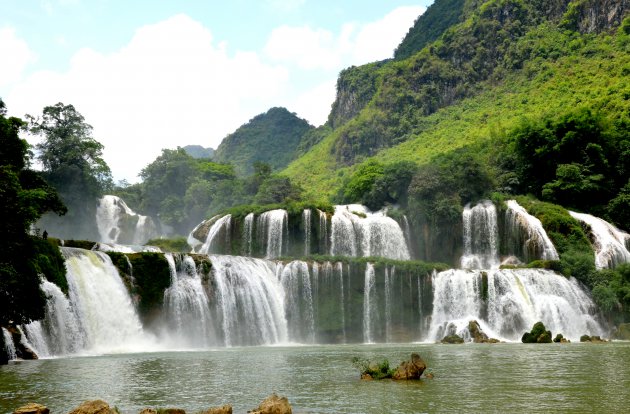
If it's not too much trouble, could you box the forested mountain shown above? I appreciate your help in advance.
[213,107,314,175]
[283,0,629,229]
[183,145,215,159]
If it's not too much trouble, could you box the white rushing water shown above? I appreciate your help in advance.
[257,209,289,259]
[96,195,158,245]
[460,201,500,269]
[318,209,329,254]
[243,213,255,256]
[23,279,83,357]
[280,260,315,343]
[2,328,16,361]
[330,205,410,260]
[163,254,216,348]
[429,268,603,342]
[363,263,377,343]
[209,255,288,346]
[61,248,155,353]
[569,211,630,269]
[198,214,232,254]
[505,200,559,262]
[303,209,312,256]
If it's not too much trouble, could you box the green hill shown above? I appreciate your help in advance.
[213,107,314,175]
[183,145,214,159]
[283,0,630,209]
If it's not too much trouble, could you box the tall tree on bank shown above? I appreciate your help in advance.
[0,98,66,325]
[27,103,112,240]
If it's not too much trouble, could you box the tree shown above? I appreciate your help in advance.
[0,98,66,325]
[27,103,112,239]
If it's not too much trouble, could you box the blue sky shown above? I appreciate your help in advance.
[0,0,433,182]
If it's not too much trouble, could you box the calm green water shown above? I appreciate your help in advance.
[1,343,629,413]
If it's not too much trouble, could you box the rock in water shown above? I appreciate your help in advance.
[13,403,49,414]
[68,400,117,414]
[441,334,465,344]
[392,353,427,380]
[249,394,292,414]
[521,321,552,343]
[200,406,232,414]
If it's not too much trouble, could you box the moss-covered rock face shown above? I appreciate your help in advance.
[31,238,68,295]
[522,321,553,343]
[441,334,465,344]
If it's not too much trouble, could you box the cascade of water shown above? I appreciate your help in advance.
[257,210,288,259]
[61,247,153,353]
[93,243,162,253]
[303,209,312,256]
[363,263,377,343]
[243,213,255,256]
[96,195,158,245]
[209,255,288,346]
[280,261,315,343]
[199,214,232,254]
[23,279,83,357]
[335,262,347,343]
[460,201,500,269]
[318,209,329,254]
[2,328,16,361]
[569,211,630,269]
[384,266,392,343]
[429,268,603,342]
[402,215,413,256]
[505,200,559,262]
[163,254,216,348]
[330,205,410,260]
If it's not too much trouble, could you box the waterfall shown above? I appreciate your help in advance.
[243,213,255,256]
[280,261,315,343]
[2,328,16,361]
[330,205,410,260]
[336,262,347,343]
[384,266,393,343]
[199,214,232,254]
[23,279,83,357]
[318,209,329,254]
[505,200,559,262]
[303,209,312,256]
[363,263,378,343]
[61,247,154,353]
[569,211,630,269]
[209,255,288,346]
[429,268,603,342]
[257,209,288,259]
[163,254,216,348]
[96,195,158,245]
[461,201,500,269]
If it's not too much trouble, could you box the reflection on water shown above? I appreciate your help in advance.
[1,343,630,414]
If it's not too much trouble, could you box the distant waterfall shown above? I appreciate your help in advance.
[280,261,315,343]
[23,279,83,357]
[2,328,16,361]
[318,210,329,254]
[209,255,288,346]
[363,263,377,343]
[199,214,232,254]
[330,205,410,260]
[243,213,255,256]
[429,268,603,342]
[96,195,158,245]
[460,201,500,269]
[60,248,153,353]
[303,209,312,256]
[163,254,216,348]
[257,209,288,259]
[570,211,630,269]
[505,200,559,262]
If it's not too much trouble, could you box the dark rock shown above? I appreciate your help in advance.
[580,335,608,343]
[392,353,427,380]
[159,410,185,414]
[248,394,292,414]
[138,410,157,414]
[467,320,500,343]
[441,334,464,344]
[13,403,49,414]
[521,321,552,343]
[68,400,117,414]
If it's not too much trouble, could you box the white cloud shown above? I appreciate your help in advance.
[292,78,337,126]
[0,27,37,88]
[6,14,289,182]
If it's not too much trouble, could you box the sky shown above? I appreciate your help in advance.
[0,0,433,183]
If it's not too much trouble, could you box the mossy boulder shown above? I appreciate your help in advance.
[67,400,117,414]
[249,393,292,414]
[441,333,465,344]
[12,403,49,414]
[580,335,608,343]
[392,353,427,380]
[553,333,570,343]
[521,321,552,343]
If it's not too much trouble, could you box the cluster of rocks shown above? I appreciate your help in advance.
[580,334,608,343]
[359,353,431,380]
[12,395,292,414]
[440,320,500,344]
[521,321,610,343]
